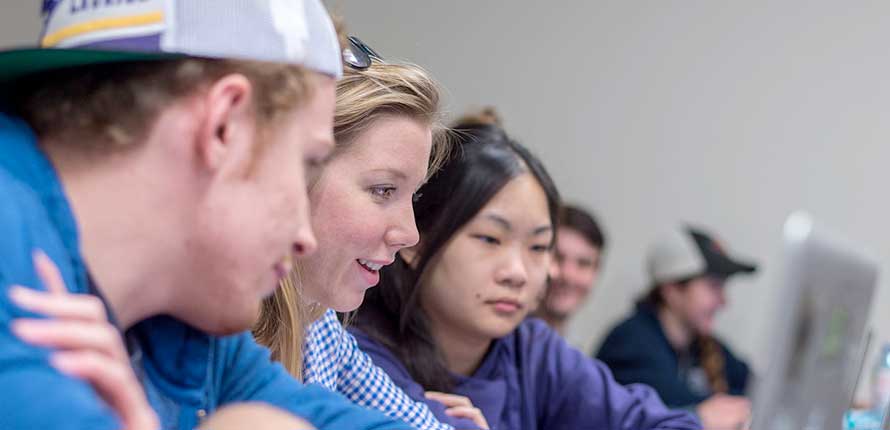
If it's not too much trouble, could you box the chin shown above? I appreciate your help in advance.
[193,303,260,336]
[329,292,366,313]
[481,319,522,339]
[696,322,715,337]
[548,299,577,316]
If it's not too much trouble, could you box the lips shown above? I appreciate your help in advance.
[357,258,384,271]
[486,298,523,314]
[273,252,295,280]
[355,258,394,287]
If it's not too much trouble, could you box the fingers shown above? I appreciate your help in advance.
[444,406,489,430]
[199,404,314,430]
[8,286,108,321]
[11,318,127,360]
[51,350,159,430]
[425,391,473,408]
[33,250,67,295]
[19,251,159,430]
[51,350,132,394]
[426,392,489,430]
[444,405,482,417]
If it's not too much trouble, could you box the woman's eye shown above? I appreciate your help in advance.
[530,244,551,253]
[370,186,396,200]
[472,234,500,245]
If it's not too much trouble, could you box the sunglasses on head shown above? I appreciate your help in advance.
[342,36,383,70]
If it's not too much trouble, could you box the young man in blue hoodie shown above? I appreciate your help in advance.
[0,1,409,429]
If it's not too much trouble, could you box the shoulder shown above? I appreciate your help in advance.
[349,327,412,376]
[514,317,564,347]
[714,336,750,373]
[314,308,342,329]
[304,309,353,387]
[612,309,654,335]
[596,308,675,368]
[0,171,39,282]
[0,114,35,145]
[602,308,662,347]
[307,308,347,351]
[714,336,744,359]
[350,327,393,358]
[0,170,79,299]
[0,118,76,292]
[0,168,45,252]
[512,318,595,373]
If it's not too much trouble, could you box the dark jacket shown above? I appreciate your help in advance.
[596,302,751,408]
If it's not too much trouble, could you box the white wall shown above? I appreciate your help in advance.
[2,1,889,396]
[0,3,40,48]
[326,1,890,388]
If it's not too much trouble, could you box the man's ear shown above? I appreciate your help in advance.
[195,74,256,175]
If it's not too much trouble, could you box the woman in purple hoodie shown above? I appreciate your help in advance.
[349,114,702,430]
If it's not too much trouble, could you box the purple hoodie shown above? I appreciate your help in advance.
[351,318,702,430]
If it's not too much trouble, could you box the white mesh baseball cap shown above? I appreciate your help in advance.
[647,226,757,285]
[0,0,342,84]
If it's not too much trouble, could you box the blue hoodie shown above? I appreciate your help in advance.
[0,113,411,430]
[351,318,702,430]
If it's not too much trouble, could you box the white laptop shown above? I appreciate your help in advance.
[750,212,879,430]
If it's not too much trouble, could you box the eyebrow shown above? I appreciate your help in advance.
[483,214,553,236]
[532,225,554,236]
[367,168,407,181]
[484,214,511,231]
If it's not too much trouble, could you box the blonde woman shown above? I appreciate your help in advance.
[254,37,487,430]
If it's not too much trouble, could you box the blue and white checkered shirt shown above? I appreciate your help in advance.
[304,309,453,430]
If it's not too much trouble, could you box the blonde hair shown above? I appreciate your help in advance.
[15,59,314,149]
[332,60,450,174]
[253,268,324,381]
[253,59,449,378]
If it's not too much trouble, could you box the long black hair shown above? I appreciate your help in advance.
[353,116,561,392]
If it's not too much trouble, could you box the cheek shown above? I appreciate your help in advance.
[252,168,306,235]
[530,256,551,286]
[704,294,718,309]
[261,133,305,189]
[566,272,588,288]
[203,190,266,263]
[699,290,720,309]
[694,296,717,320]
[311,189,360,242]
[422,278,464,321]
[428,253,484,308]
[312,182,384,244]
[581,269,599,285]
[271,126,309,169]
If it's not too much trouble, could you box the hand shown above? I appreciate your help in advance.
[696,394,751,430]
[425,391,489,430]
[198,403,315,430]
[9,250,159,430]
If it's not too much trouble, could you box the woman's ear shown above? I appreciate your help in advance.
[398,245,421,269]
[660,282,684,307]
